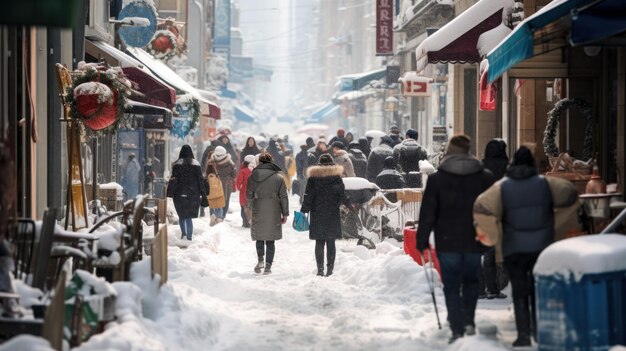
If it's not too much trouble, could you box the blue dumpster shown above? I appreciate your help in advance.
[534,234,626,351]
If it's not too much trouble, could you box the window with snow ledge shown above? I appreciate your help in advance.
[86,0,113,43]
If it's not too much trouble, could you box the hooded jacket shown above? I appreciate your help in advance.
[417,153,495,253]
[365,137,394,182]
[482,139,509,180]
[347,144,367,178]
[358,137,371,158]
[246,162,289,241]
[392,138,428,174]
[301,165,350,240]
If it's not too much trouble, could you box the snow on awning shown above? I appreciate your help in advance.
[414,0,514,73]
[234,105,257,123]
[486,0,593,83]
[308,102,336,123]
[337,68,386,91]
[332,90,376,104]
[122,67,177,109]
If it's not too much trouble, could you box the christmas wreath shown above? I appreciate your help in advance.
[171,94,200,139]
[543,97,594,161]
[65,63,132,134]
[146,30,178,61]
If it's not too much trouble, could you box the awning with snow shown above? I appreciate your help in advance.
[308,102,336,122]
[486,0,594,83]
[332,90,376,104]
[234,105,257,123]
[125,100,173,129]
[338,68,386,91]
[308,105,340,123]
[570,0,626,46]
[122,67,177,110]
[414,0,514,73]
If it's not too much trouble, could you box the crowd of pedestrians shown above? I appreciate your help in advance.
[165,125,581,348]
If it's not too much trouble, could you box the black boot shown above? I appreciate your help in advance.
[325,263,334,277]
[263,262,272,275]
[254,256,264,274]
[317,263,324,276]
[512,298,532,347]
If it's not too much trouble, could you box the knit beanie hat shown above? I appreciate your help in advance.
[446,134,472,155]
[259,152,273,164]
[214,146,227,157]
[390,125,400,134]
[318,154,335,166]
[244,154,256,165]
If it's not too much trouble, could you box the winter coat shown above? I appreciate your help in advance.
[482,139,509,180]
[307,146,326,168]
[474,166,580,262]
[366,144,393,182]
[212,154,237,193]
[301,165,350,240]
[246,162,289,241]
[235,166,252,206]
[347,149,367,178]
[267,142,286,171]
[171,158,206,219]
[389,134,403,147]
[329,136,349,149]
[416,154,495,253]
[358,137,371,158]
[375,168,406,190]
[333,150,355,177]
[240,137,261,163]
[392,139,428,174]
[296,147,309,179]
[216,136,239,166]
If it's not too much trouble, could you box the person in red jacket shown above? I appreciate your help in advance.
[236,155,256,227]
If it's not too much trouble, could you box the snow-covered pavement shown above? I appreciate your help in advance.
[77,195,528,351]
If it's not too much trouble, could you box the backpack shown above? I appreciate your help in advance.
[207,174,225,208]
[399,145,425,173]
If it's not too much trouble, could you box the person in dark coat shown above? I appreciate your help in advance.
[301,154,350,277]
[266,138,286,171]
[347,142,367,178]
[358,137,371,158]
[328,128,349,148]
[501,146,555,347]
[295,144,309,202]
[305,137,315,150]
[392,128,428,187]
[388,125,404,147]
[479,139,509,300]
[211,146,237,221]
[307,139,328,168]
[365,136,394,182]
[416,135,495,343]
[171,145,207,240]
[240,137,261,165]
[247,153,289,275]
[375,157,406,190]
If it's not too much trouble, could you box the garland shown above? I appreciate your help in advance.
[65,65,131,135]
[543,97,594,161]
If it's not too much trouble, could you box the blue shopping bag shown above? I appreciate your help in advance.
[292,211,310,232]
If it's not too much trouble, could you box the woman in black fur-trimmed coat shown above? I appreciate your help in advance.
[301,154,350,277]
[170,145,206,240]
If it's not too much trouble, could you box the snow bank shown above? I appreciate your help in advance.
[99,182,123,192]
[0,335,54,351]
[112,282,143,318]
[74,270,117,297]
[448,335,510,351]
[343,177,379,190]
[13,280,43,308]
[534,234,626,280]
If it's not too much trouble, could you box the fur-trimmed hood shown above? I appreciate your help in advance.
[306,165,344,178]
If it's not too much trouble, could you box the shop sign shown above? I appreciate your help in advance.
[400,72,432,97]
[376,0,393,56]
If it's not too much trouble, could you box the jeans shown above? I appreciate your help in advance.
[222,187,231,219]
[256,240,275,263]
[211,208,224,219]
[179,218,193,240]
[315,239,336,268]
[437,252,482,336]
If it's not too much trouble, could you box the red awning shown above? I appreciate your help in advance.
[414,0,513,73]
[122,67,177,110]
[208,102,221,119]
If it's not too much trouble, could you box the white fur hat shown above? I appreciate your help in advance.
[214,146,227,157]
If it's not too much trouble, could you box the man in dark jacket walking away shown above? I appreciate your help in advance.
[347,142,367,178]
[246,153,289,275]
[375,157,406,190]
[301,154,350,277]
[417,135,495,343]
[307,139,328,168]
[328,128,349,148]
[358,137,371,158]
[388,125,403,147]
[479,139,509,300]
[366,136,394,182]
[393,128,428,187]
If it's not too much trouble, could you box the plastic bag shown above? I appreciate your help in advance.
[292,211,310,232]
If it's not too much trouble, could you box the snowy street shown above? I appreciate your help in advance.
[77,194,522,351]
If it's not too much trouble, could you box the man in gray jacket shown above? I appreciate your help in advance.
[393,128,428,187]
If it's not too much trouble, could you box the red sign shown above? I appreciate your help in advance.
[376,0,393,56]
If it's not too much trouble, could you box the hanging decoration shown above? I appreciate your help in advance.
[171,94,200,139]
[65,62,132,134]
[543,97,594,161]
[145,17,187,62]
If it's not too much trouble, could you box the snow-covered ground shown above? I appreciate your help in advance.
[75,194,527,351]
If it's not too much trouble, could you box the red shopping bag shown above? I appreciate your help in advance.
[403,226,441,276]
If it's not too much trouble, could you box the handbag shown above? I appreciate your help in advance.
[292,211,310,232]
[201,195,209,208]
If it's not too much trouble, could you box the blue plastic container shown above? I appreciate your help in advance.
[536,270,626,351]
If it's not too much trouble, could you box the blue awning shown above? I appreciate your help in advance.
[570,0,626,46]
[319,105,340,122]
[338,68,386,91]
[234,105,257,123]
[487,0,594,83]
[221,88,237,99]
[308,102,336,122]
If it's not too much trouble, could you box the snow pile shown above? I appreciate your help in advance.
[448,335,510,351]
[99,182,123,192]
[534,234,626,280]
[343,177,379,190]
[13,280,43,308]
[94,223,125,251]
[0,335,54,351]
[74,270,117,297]
[112,282,143,318]
[477,24,512,57]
